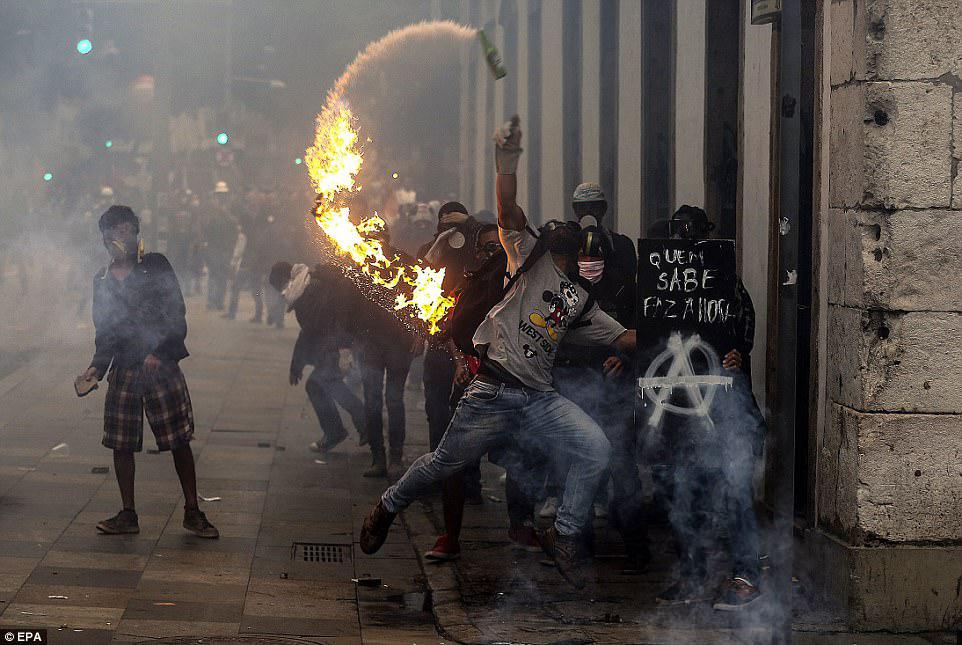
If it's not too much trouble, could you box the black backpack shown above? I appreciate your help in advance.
[445,228,594,356]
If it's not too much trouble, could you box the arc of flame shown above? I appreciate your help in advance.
[306,99,454,336]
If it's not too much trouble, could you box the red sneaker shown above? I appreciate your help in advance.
[508,525,542,552]
[424,534,460,562]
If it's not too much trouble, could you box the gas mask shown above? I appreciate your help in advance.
[541,220,581,257]
[107,237,143,262]
[577,227,605,283]
[572,199,607,231]
[669,207,715,240]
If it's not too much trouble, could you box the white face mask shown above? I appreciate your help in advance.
[578,258,605,283]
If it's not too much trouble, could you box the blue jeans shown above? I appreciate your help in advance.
[382,379,612,536]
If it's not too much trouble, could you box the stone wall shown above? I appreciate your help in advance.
[818,0,961,631]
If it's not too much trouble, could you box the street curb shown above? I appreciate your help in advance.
[401,501,488,645]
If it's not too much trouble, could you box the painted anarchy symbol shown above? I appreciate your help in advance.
[637,333,733,429]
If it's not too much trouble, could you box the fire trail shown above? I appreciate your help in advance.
[304,21,477,336]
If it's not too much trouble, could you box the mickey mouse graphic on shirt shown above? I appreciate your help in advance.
[528,281,580,343]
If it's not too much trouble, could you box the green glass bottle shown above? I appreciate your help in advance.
[478,29,507,80]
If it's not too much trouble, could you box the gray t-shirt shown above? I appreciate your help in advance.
[472,226,627,391]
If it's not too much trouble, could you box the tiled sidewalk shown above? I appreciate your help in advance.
[0,297,440,644]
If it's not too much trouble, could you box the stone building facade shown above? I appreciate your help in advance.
[811,0,962,631]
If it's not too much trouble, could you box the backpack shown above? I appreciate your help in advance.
[445,228,594,356]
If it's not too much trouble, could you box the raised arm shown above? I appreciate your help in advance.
[494,115,526,232]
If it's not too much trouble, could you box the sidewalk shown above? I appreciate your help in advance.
[0,294,439,644]
[0,289,954,644]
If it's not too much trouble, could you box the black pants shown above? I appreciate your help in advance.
[423,346,456,449]
[359,342,413,462]
[423,346,482,497]
[207,264,228,309]
[553,364,648,552]
[664,372,763,583]
[227,268,263,320]
[490,442,542,527]
[304,352,365,442]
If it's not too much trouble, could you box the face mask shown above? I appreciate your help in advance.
[578,258,605,283]
[108,237,140,261]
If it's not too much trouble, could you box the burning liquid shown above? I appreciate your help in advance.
[305,21,474,336]
[306,100,453,335]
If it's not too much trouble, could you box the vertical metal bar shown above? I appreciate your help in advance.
[640,0,675,233]
[772,0,801,642]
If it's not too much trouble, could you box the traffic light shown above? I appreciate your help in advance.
[76,39,93,55]
[104,140,113,148]
[43,172,53,182]
[294,157,302,165]
[216,132,229,145]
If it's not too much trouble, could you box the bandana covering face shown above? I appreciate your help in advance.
[578,258,605,284]
[282,263,311,308]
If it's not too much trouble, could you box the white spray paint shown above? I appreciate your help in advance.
[637,332,733,429]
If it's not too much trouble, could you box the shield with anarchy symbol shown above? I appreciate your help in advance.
[635,238,738,429]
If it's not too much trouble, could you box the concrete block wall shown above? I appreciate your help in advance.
[818,0,961,631]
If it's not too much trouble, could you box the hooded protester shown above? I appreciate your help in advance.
[544,183,650,573]
[652,205,766,611]
[78,205,218,539]
[268,261,366,454]
[359,116,641,591]
[417,201,484,503]
[422,223,546,562]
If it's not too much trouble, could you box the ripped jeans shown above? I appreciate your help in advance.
[382,379,611,536]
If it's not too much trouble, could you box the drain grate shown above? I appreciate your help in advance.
[291,542,348,564]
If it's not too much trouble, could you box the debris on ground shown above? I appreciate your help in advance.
[352,576,382,587]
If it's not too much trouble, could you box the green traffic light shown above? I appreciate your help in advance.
[104,140,113,148]
[216,132,229,145]
[43,172,53,182]
[76,39,93,55]
[294,157,302,165]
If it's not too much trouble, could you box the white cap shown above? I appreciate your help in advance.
[572,182,605,203]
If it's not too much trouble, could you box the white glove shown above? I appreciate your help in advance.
[493,115,523,174]
[424,228,457,264]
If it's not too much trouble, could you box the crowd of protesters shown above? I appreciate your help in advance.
[67,115,767,616]
[260,117,767,611]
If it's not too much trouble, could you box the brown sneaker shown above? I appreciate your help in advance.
[183,507,219,539]
[96,509,139,535]
[359,500,396,554]
[539,526,587,590]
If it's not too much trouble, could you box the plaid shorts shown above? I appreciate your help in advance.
[103,362,195,452]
